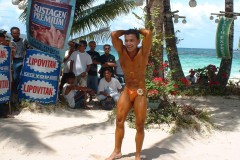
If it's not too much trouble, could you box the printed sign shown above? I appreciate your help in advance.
[26,0,76,60]
[0,45,11,103]
[19,49,61,104]
[216,17,233,59]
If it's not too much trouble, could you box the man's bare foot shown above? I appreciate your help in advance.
[105,151,122,160]
[135,155,141,160]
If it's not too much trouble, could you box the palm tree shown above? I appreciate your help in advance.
[163,0,184,81]
[145,0,165,78]
[19,0,135,42]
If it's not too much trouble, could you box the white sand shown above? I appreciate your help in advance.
[1,95,240,160]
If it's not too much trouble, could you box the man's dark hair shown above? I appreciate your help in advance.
[103,44,111,49]
[79,40,87,47]
[103,67,112,74]
[0,33,5,38]
[88,40,96,45]
[124,29,140,39]
[10,27,20,33]
[66,72,76,79]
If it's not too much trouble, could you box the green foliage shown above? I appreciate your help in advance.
[18,99,68,113]
[178,64,240,96]
[171,104,213,133]
[123,101,213,133]
[227,80,240,94]
[179,79,240,96]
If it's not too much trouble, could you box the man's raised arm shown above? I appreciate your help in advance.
[139,29,152,56]
[111,30,125,53]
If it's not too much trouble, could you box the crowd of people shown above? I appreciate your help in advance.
[0,27,126,117]
[59,39,125,109]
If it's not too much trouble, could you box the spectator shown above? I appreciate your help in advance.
[10,27,29,93]
[99,44,116,78]
[62,72,94,109]
[0,33,14,118]
[163,60,169,78]
[86,41,101,97]
[69,40,92,106]
[0,29,11,45]
[114,59,125,88]
[97,68,122,103]
[59,40,76,93]
[69,40,92,86]
[0,31,8,46]
[186,69,197,85]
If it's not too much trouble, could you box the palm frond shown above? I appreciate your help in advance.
[71,0,135,34]
[72,26,111,43]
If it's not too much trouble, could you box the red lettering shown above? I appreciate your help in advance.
[29,57,56,68]
[0,80,8,88]
[23,84,53,96]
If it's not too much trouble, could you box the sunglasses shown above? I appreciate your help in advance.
[104,48,110,50]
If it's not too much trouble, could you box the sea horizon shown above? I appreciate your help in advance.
[94,46,240,79]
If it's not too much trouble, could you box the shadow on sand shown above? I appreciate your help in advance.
[0,118,55,153]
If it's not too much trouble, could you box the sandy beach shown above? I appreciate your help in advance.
[1,95,240,160]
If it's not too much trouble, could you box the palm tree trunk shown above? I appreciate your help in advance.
[216,0,234,86]
[146,0,164,78]
[163,0,184,80]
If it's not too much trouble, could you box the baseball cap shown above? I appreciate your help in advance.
[0,29,7,34]
[0,33,5,38]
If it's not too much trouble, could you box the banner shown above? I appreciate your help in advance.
[216,17,233,59]
[26,0,76,60]
[19,49,61,104]
[0,45,11,103]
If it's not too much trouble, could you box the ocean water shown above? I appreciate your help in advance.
[93,46,240,79]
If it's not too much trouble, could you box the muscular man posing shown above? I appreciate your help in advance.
[106,29,152,160]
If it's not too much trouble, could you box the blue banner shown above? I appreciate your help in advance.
[0,45,11,103]
[26,0,76,60]
[19,49,61,104]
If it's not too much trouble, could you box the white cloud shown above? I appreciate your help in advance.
[0,1,26,33]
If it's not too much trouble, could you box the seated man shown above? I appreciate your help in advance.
[97,68,122,103]
[186,69,197,85]
[62,72,94,109]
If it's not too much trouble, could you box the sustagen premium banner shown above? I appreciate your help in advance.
[19,49,61,104]
[26,0,76,60]
[0,45,11,104]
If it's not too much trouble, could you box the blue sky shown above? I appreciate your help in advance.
[1,0,240,49]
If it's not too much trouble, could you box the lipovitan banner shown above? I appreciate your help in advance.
[0,45,11,104]
[19,49,61,104]
[26,0,76,60]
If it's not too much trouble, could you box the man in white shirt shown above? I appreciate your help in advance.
[98,68,122,103]
[186,69,197,85]
[69,40,92,87]
[62,72,93,109]
[59,40,76,93]
[70,40,92,106]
